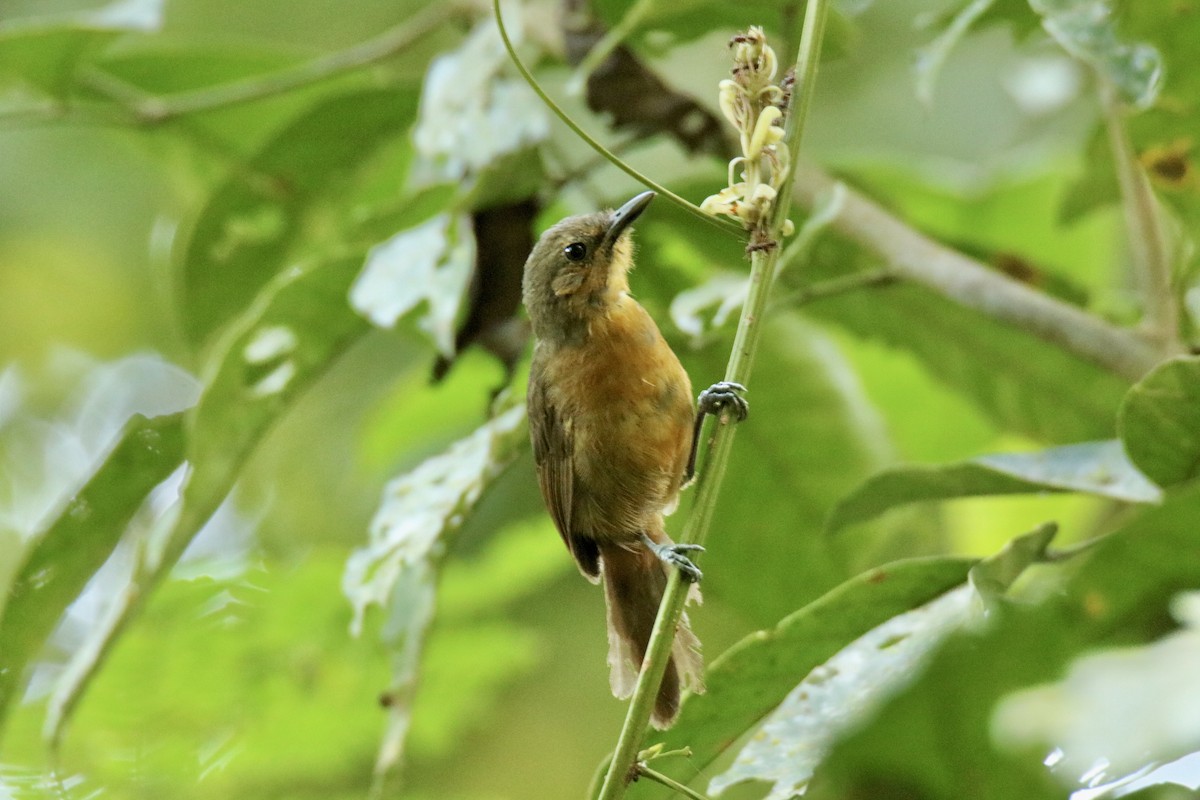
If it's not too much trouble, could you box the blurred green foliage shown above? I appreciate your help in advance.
[0,0,1198,798]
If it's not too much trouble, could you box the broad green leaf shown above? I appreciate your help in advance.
[708,582,981,799]
[1031,0,1163,109]
[643,557,976,788]
[0,0,162,101]
[808,484,1200,800]
[1119,356,1200,488]
[180,86,419,346]
[1059,3,1200,233]
[0,413,183,732]
[828,441,1161,533]
[1121,1,1200,246]
[797,248,1129,443]
[343,405,526,790]
[43,255,375,743]
[704,525,1054,799]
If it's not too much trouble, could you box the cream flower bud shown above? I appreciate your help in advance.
[750,183,777,204]
[761,45,778,82]
[718,80,743,128]
[746,105,783,160]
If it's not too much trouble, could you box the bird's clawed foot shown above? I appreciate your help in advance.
[641,534,705,583]
[698,381,749,423]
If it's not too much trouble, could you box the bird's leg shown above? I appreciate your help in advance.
[641,533,705,583]
[685,381,749,483]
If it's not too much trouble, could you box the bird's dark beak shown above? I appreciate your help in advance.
[605,191,655,246]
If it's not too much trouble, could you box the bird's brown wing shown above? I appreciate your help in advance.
[527,370,600,579]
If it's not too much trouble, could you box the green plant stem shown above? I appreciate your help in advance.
[772,268,896,310]
[493,0,741,239]
[85,3,458,123]
[636,764,711,800]
[1101,81,1179,353]
[594,3,831,798]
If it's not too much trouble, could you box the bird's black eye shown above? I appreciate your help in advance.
[563,242,587,262]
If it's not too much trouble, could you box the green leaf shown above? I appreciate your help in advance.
[1031,0,1163,109]
[645,556,976,786]
[798,253,1130,443]
[0,0,162,101]
[180,86,419,346]
[43,255,374,744]
[808,484,1200,800]
[1119,356,1200,488]
[707,582,981,799]
[966,521,1057,599]
[828,441,1161,533]
[0,412,183,733]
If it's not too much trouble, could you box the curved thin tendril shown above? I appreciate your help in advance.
[493,0,743,239]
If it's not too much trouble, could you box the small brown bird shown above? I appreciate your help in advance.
[523,191,746,727]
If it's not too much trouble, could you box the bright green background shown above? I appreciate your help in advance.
[1,0,1198,798]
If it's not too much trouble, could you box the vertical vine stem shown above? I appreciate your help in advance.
[1100,81,1179,354]
[594,1,831,798]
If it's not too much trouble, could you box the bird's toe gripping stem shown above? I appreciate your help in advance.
[642,534,705,583]
[698,381,749,423]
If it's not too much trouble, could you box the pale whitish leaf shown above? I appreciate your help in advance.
[349,213,475,357]
[0,367,21,429]
[343,405,526,784]
[974,441,1161,501]
[343,405,526,634]
[411,12,548,181]
[828,441,1161,534]
[0,0,163,31]
[1002,54,1084,115]
[993,592,1200,787]
[1030,0,1162,108]
[84,0,164,31]
[914,0,997,107]
[669,273,747,340]
[709,584,982,799]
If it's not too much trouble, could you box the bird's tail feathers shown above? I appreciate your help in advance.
[600,541,703,729]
